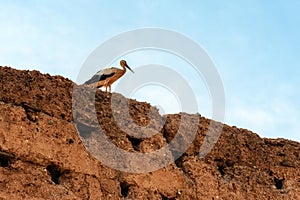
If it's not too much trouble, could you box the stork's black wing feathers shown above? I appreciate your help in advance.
[84,72,115,84]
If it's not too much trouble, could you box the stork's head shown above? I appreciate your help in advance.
[120,60,134,73]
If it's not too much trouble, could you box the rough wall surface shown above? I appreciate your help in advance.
[0,66,299,199]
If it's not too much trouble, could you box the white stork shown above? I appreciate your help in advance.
[84,60,134,92]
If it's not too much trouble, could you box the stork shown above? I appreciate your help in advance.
[84,60,134,92]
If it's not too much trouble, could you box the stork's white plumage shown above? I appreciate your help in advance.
[84,60,134,92]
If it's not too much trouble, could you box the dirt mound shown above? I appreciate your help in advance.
[0,66,299,199]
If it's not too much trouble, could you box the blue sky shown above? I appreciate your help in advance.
[1,0,300,142]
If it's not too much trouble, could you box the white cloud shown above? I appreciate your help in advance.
[226,94,300,142]
[129,84,181,115]
[0,2,92,79]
